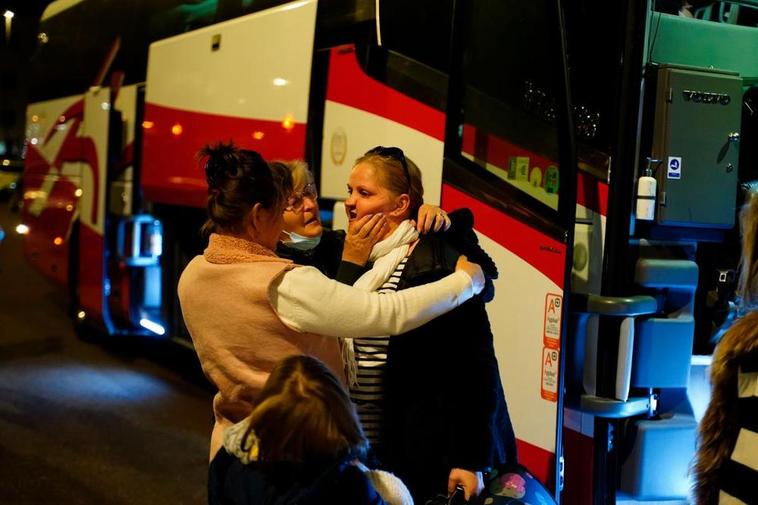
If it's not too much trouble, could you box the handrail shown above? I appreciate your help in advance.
[579,395,652,419]
[570,293,658,317]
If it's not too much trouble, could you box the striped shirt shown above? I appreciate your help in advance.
[719,352,758,504]
[350,257,409,449]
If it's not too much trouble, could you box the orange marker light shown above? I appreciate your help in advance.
[53,236,63,246]
[252,131,265,140]
[142,120,154,129]
[281,115,295,132]
[171,123,183,136]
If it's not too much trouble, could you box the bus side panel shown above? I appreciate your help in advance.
[141,0,318,208]
[320,44,564,488]
[443,184,566,489]
[320,46,445,205]
[22,95,86,286]
[457,120,613,496]
[76,89,111,324]
[22,88,111,325]
[21,173,79,286]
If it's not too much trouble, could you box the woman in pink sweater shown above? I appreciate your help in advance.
[178,143,485,458]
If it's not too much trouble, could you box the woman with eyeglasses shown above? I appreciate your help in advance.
[274,159,452,284]
[341,146,517,503]
[177,142,486,461]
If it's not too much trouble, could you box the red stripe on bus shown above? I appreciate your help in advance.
[21,175,79,288]
[43,100,83,145]
[442,184,566,289]
[23,144,51,175]
[576,170,608,217]
[516,438,556,492]
[562,427,594,505]
[597,181,608,216]
[28,99,102,226]
[326,45,445,141]
[78,222,105,321]
[142,103,307,207]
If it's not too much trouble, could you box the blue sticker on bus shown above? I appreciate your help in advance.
[667,156,682,180]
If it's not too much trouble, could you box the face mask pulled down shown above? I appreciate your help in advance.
[280,230,322,251]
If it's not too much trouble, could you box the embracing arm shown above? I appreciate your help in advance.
[270,263,483,338]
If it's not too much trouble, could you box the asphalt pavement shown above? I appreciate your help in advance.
[0,202,215,505]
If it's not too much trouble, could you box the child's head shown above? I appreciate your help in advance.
[240,355,367,463]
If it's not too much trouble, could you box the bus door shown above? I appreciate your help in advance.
[75,87,114,332]
[558,2,756,503]
[318,0,576,497]
[441,0,577,499]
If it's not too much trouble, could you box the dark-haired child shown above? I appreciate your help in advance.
[208,355,412,505]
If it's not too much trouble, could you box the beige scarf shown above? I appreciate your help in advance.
[341,220,419,387]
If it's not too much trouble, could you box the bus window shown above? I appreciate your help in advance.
[347,0,451,115]
[149,0,293,40]
[378,0,453,75]
[456,0,566,212]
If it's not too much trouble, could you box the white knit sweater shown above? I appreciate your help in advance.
[272,265,479,337]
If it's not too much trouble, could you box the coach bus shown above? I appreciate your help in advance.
[20,0,758,502]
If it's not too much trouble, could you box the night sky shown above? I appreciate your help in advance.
[0,0,52,159]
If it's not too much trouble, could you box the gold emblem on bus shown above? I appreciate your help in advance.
[330,127,347,166]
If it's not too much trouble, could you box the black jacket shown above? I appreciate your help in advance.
[381,226,517,502]
[209,449,386,505]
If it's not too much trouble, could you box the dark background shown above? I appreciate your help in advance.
[0,0,52,160]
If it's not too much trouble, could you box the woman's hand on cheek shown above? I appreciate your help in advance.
[342,214,388,265]
[417,204,451,234]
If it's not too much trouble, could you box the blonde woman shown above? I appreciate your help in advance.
[341,146,515,503]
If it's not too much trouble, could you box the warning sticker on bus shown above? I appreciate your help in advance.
[541,346,559,402]
[543,293,562,348]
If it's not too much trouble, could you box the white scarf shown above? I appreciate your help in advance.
[341,220,419,387]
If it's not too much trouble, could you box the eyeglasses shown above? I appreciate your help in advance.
[285,182,318,212]
[367,146,411,194]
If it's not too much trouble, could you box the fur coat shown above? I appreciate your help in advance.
[693,310,758,504]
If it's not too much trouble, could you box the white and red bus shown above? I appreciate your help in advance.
[20,0,758,502]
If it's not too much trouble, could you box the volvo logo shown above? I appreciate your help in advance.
[682,89,731,105]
